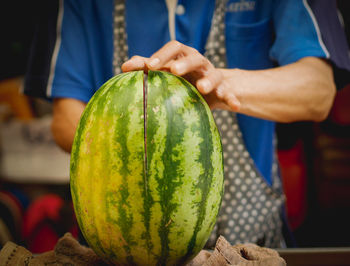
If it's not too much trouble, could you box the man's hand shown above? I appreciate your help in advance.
[121,40,241,111]
[122,40,336,123]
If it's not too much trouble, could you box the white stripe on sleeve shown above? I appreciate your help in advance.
[46,0,64,97]
[302,0,330,58]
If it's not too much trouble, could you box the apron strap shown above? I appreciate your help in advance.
[204,0,285,248]
[113,0,129,75]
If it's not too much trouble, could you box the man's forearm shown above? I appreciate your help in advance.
[219,57,336,122]
[52,98,86,153]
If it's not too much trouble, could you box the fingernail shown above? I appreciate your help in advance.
[122,60,131,67]
[149,58,160,68]
[200,79,211,94]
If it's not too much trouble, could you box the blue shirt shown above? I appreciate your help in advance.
[24,0,345,185]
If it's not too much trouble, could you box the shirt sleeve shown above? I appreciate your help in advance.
[269,0,330,66]
[308,0,350,89]
[24,0,114,103]
[23,0,60,101]
[270,0,350,89]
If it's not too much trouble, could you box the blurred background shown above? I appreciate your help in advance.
[0,0,349,254]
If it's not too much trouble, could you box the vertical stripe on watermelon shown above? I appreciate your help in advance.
[147,71,224,265]
[71,71,147,265]
[71,73,124,262]
[147,71,183,264]
[176,77,224,259]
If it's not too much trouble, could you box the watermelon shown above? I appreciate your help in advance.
[70,70,224,265]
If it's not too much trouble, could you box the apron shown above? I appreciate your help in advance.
[112,0,285,248]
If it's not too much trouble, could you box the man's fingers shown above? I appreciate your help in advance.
[216,82,241,111]
[196,69,223,94]
[170,52,212,76]
[146,40,186,69]
[122,56,148,72]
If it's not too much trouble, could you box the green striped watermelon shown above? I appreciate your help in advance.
[70,70,224,265]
